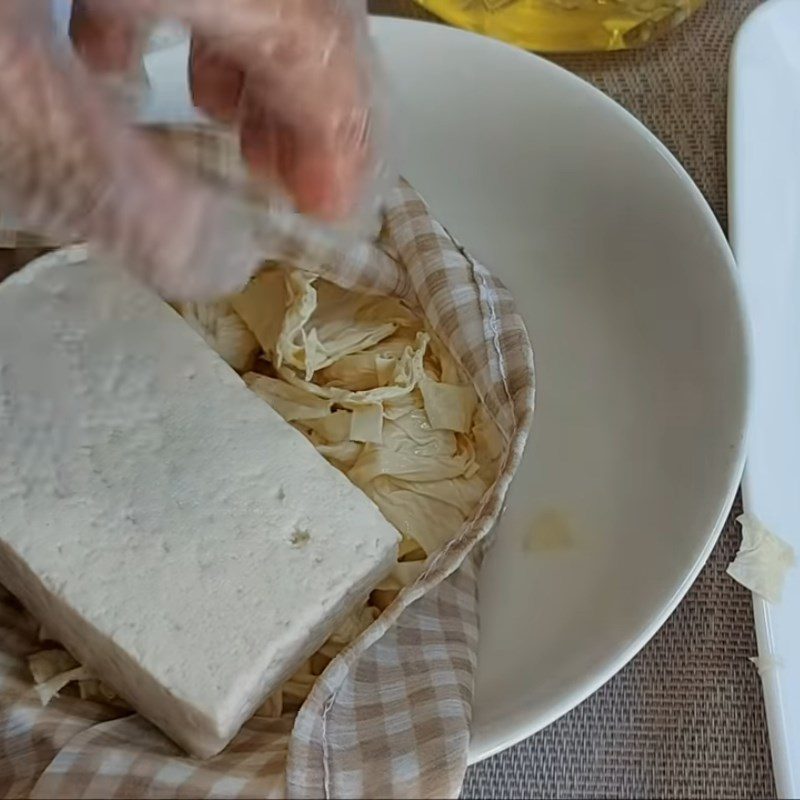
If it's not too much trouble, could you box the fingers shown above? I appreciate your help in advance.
[71,2,248,125]
[189,37,245,125]
[81,0,381,221]
[239,86,370,222]
[70,0,142,74]
[233,2,374,221]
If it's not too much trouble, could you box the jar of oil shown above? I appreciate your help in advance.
[413,0,706,51]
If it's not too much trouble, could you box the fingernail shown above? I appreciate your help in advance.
[289,153,359,222]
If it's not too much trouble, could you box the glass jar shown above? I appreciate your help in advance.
[413,0,706,52]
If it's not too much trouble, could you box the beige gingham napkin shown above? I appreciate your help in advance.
[0,128,534,800]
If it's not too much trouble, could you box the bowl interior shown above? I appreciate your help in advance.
[370,20,748,761]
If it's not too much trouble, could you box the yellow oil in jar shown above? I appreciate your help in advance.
[413,0,706,51]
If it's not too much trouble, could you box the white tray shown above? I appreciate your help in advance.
[729,1,800,796]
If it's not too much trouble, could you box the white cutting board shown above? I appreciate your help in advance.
[729,1,800,796]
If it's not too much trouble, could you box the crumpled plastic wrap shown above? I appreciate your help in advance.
[727,514,796,604]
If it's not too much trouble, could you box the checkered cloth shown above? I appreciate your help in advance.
[0,129,535,799]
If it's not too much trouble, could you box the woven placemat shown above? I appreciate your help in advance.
[369,1,775,797]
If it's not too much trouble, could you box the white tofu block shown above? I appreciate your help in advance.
[0,249,399,758]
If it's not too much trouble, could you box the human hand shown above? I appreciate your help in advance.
[0,0,380,299]
[71,0,376,222]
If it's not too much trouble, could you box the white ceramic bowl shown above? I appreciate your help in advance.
[142,19,750,764]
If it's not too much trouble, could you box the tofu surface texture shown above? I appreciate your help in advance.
[0,248,399,758]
